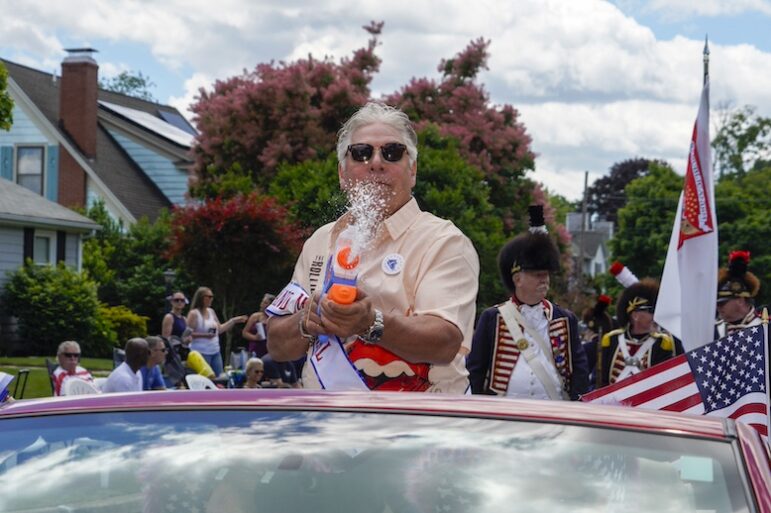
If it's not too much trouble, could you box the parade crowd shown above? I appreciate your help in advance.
[49,102,766,399]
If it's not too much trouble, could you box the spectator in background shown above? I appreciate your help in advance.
[161,291,192,345]
[52,341,94,396]
[243,358,265,389]
[261,355,296,388]
[103,338,148,393]
[242,293,275,357]
[187,286,247,377]
[141,336,167,390]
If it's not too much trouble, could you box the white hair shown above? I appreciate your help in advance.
[336,102,418,169]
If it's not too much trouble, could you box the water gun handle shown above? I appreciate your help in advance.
[328,283,357,305]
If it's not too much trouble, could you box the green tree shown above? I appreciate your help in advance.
[0,62,12,131]
[714,165,771,306]
[586,158,663,226]
[167,193,305,355]
[82,201,183,332]
[610,162,681,280]
[712,105,771,177]
[99,70,156,101]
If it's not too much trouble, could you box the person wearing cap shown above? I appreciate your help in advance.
[467,205,589,400]
[715,251,762,338]
[266,102,480,393]
[599,279,683,386]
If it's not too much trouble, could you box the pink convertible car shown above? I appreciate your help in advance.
[1,390,769,512]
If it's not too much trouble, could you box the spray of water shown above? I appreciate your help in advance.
[341,180,392,256]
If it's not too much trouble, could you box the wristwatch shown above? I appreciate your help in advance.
[360,308,384,344]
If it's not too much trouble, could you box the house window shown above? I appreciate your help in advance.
[16,146,45,195]
[33,230,56,265]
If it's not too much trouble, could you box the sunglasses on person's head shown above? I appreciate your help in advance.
[62,352,80,358]
[346,143,407,163]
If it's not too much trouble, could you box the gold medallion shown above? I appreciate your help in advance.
[516,338,529,350]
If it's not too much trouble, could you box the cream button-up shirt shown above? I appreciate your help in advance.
[290,198,480,394]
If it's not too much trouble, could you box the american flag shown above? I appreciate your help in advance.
[583,325,769,437]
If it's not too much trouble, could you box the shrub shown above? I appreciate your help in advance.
[2,262,103,356]
[99,305,148,346]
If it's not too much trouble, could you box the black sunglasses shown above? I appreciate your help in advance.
[62,352,80,358]
[346,143,407,163]
[171,298,185,303]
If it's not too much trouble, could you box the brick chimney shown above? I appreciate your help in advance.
[58,48,98,208]
[60,48,98,157]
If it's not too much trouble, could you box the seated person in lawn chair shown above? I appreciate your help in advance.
[52,341,94,396]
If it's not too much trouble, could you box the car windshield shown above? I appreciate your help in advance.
[0,410,750,513]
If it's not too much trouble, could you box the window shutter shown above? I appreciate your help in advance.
[23,228,34,263]
[57,231,66,263]
[46,145,59,201]
[0,146,12,181]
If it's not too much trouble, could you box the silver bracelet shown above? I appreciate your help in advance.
[298,316,315,342]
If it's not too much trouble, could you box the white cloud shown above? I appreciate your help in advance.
[168,72,213,122]
[646,0,771,17]
[2,0,771,201]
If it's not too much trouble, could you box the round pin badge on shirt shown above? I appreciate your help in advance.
[381,253,404,275]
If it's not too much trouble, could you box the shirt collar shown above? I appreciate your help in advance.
[332,197,419,244]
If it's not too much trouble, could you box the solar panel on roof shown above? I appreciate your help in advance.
[98,101,194,147]
[158,110,197,136]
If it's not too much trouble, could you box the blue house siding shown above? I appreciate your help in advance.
[0,105,48,145]
[107,129,188,205]
[0,227,23,289]
[0,104,58,200]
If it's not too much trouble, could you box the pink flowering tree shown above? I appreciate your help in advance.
[191,22,383,195]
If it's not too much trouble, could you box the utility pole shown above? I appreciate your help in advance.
[577,170,589,288]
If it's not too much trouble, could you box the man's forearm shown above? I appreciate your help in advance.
[376,313,462,365]
[266,312,310,362]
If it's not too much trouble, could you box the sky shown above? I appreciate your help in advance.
[2,0,770,200]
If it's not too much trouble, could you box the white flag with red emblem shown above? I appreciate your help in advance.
[654,80,718,352]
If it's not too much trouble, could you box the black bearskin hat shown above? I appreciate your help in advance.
[616,278,659,327]
[581,294,615,334]
[717,251,760,303]
[498,205,560,294]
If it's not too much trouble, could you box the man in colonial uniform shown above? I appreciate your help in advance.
[715,251,762,338]
[468,206,589,400]
[599,280,683,387]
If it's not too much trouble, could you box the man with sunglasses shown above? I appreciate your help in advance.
[52,341,94,396]
[140,336,168,390]
[597,279,683,387]
[268,102,479,393]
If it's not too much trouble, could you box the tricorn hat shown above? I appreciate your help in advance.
[498,205,561,294]
[717,251,760,303]
[616,278,659,327]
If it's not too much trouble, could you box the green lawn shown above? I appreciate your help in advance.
[1,356,112,399]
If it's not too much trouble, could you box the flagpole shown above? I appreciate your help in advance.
[763,308,769,440]
[703,35,709,85]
